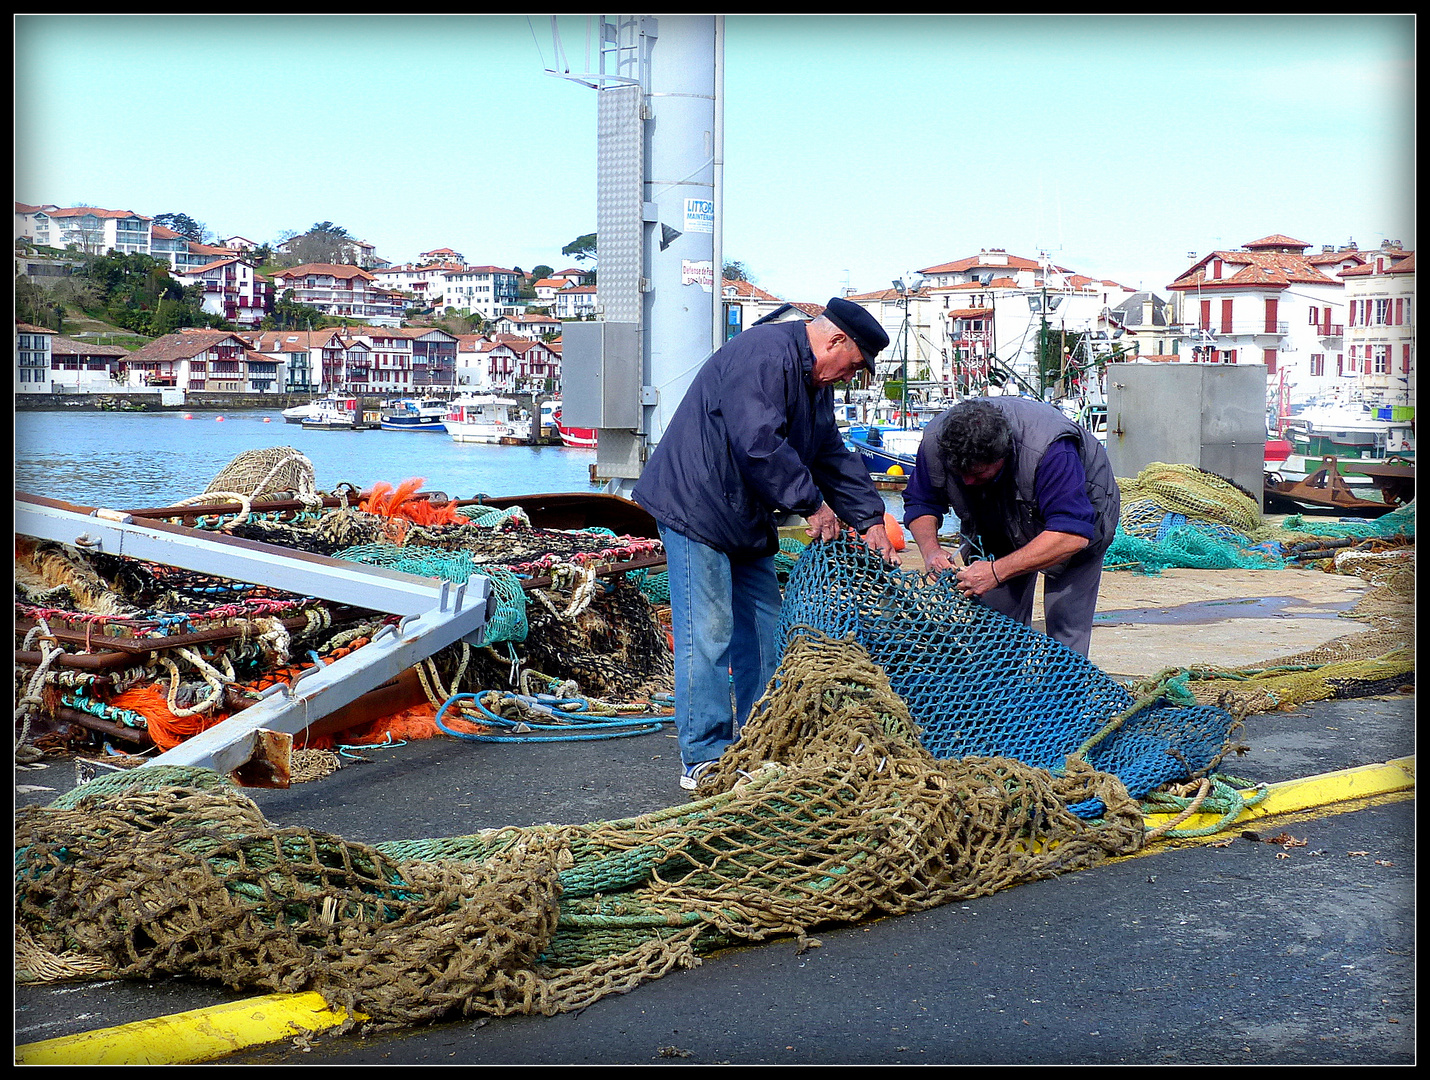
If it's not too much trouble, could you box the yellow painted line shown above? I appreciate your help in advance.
[1143,755,1414,837]
[15,991,364,1065]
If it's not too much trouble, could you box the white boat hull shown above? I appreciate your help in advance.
[446,421,511,444]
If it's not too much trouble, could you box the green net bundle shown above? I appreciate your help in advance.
[16,631,1143,1026]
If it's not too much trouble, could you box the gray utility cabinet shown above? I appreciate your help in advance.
[1105,362,1267,509]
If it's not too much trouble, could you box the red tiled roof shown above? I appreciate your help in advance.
[721,277,784,302]
[179,257,241,275]
[1339,251,1415,276]
[919,250,1045,275]
[129,330,248,363]
[48,334,129,357]
[271,263,376,281]
[1244,234,1311,250]
[46,206,150,221]
[1167,249,1341,291]
[16,321,57,334]
[948,308,994,319]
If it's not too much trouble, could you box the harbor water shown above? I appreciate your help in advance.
[14,407,909,520]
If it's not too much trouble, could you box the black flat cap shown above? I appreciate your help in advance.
[822,297,889,374]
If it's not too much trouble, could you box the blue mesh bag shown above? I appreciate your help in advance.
[778,539,1238,816]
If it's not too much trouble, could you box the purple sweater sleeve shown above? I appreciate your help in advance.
[901,439,948,527]
[1036,439,1096,539]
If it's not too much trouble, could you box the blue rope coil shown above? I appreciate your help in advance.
[434,692,667,743]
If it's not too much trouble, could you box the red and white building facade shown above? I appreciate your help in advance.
[47,335,130,392]
[490,312,562,340]
[267,264,407,326]
[370,262,462,307]
[174,256,271,328]
[1340,243,1415,408]
[1166,235,1363,406]
[123,330,282,393]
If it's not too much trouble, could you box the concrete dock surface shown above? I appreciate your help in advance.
[15,558,1415,1065]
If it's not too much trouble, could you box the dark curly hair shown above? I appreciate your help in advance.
[936,400,1014,474]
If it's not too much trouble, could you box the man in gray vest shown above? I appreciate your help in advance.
[902,397,1120,656]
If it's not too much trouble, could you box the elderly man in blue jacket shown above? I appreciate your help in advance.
[633,298,899,792]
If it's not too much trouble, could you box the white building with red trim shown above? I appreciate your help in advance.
[371,262,462,307]
[47,334,130,392]
[491,312,562,340]
[1166,235,1361,408]
[14,203,152,254]
[266,264,407,326]
[123,329,281,393]
[174,256,271,328]
[1340,242,1415,408]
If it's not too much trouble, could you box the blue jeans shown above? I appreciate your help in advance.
[659,525,783,766]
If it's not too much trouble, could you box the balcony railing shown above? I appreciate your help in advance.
[1192,321,1290,338]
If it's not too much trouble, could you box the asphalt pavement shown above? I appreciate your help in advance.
[15,689,1415,1065]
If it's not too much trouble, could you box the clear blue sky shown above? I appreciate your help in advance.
[15,14,1415,304]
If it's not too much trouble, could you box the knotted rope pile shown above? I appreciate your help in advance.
[16,630,1142,1026]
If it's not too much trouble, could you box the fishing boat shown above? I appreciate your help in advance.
[846,424,920,477]
[300,398,363,430]
[553,407,597,449]
[379,397,451,433]
[1277,402,1415,484]
[282,394,341,424]
[445,395,518,444]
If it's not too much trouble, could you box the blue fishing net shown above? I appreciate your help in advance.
[778,539,1238,817]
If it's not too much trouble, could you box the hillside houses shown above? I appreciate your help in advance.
[266,264,408,327]
[455,335,561,393]
[14,194,1414,412]
[173,256,272,329]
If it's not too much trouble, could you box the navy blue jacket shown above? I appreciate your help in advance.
[631,320,886,559]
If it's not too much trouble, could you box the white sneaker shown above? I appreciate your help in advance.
[679,759,718,791]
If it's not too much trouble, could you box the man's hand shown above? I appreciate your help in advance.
[860,522,901,566]
[804,502,841,542]
[954,559,1001,598]
[922,546,957,574]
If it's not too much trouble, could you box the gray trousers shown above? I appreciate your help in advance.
[976,546,1105,657]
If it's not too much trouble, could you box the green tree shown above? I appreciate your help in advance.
[152,212,211,243]
[265,288,327,330]
[15,275,64,331]
[562,232,597,264]
[722,259,750,282]
[530,264,554,282]
[276,222,358,267]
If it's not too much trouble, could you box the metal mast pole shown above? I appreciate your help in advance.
[558,15,723,492]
